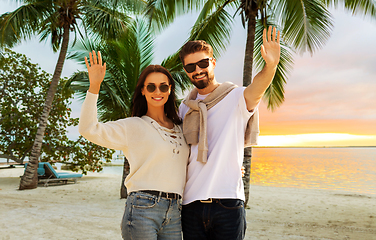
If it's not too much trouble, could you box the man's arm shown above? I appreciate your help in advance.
[244,26,281,111]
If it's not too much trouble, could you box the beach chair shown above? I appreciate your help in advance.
[24,162,82,187]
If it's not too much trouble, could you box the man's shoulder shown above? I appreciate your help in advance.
[220,85,245,103]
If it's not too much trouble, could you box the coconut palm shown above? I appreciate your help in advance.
[0,0,138,190]
[144,0,376,205]
[66,17,192,197]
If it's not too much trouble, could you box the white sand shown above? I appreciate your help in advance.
[1,168,375,240]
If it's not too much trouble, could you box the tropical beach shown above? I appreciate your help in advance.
[1,166,376,240]
[1,0,376,239]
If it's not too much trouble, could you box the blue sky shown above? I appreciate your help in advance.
[2,1,376,146]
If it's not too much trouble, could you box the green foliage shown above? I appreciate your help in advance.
[0,0,133,51]
[0,48,114,174]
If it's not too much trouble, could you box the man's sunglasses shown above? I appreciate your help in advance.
[184,58,212,73]
[145,83,170,93]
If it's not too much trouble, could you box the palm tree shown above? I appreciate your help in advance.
[0,0,136,190]
[144,0,376,205]
[67,17,191,198]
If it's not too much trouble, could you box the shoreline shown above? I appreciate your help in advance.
[1,168,376,239]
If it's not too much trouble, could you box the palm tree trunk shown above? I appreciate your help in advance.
[19,25,70,190]
[242,5,258,206]
[120,157,130,198]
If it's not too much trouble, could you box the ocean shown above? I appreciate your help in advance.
[101,147,376,195]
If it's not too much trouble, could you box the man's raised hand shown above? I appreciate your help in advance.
[261,26,281,67]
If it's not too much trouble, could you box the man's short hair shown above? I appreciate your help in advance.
[179,40,213,65]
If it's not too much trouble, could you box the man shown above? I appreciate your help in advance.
[178,26,280,239]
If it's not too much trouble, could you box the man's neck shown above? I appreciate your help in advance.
[196,78,220,95]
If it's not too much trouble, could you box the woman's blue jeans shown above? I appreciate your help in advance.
[182,199,246,240]
[121,191,182,240]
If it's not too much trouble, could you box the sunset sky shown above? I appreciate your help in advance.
[2,1,376,147]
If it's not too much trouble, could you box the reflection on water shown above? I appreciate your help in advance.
[102,148,376,195]
[251,147,376,194]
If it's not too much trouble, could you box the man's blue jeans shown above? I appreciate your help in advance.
[121,191,182,240]
[182,199,246,240]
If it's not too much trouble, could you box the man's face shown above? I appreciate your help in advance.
[183,52,216,89]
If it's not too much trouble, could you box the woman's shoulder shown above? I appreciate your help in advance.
[120,116,145,124]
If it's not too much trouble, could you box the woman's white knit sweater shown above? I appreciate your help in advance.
[78,92,189,195]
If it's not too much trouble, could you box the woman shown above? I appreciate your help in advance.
[78,51,189,240]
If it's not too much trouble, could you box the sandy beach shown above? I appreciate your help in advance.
[1,167,375,240]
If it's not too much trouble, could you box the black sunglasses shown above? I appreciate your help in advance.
[145,83,170,93]
[184,58,212,73]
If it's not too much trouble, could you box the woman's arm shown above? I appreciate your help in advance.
[78,51,128,150]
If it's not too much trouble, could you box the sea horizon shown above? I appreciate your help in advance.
[2,147,376,196]
[100,147,376,196]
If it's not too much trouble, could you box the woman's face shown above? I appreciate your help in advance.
[141,72,171,109]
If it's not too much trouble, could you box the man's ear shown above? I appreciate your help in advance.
[212,58,216,68]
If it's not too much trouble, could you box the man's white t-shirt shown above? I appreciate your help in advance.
[179,86,255,205]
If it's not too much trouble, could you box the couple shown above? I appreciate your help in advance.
[79,26,280,240]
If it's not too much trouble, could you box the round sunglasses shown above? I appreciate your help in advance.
[184,58,212,73]
[145,83,170,93]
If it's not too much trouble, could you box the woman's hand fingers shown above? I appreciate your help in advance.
[93,50,98,65]
[85,56,90,70]
[267,26,272,42]
[87,51,103,67]
[98,51,102,66]
[277,30,280,44]
[89,52,93,66]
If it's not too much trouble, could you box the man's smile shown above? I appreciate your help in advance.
[193,73,207,80]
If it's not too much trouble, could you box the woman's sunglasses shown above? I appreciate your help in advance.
[145,83,170,93]
[184,58,212,73]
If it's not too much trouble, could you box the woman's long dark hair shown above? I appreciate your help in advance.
[131,65,182,125]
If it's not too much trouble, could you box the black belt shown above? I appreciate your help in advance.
[140,190,181,200]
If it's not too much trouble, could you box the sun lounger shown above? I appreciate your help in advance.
[24,162,82,187]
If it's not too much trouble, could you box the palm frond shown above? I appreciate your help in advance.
[38,11,62,52]
[65,71,91,99]
[143,0,176,33]
[109,0,147,14]
[161,52,192,95]
[272,0,334,54]
[253,18,294,111]
[83,0,132,42]
[0,2,48,47]
[67,37,98,64]
[324,0,376,19]
[143,0,203,33]
[189,4,234,58]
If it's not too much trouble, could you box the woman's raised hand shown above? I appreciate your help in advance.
[85,50,106,94]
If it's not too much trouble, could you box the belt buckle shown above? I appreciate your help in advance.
[200,198,213,203]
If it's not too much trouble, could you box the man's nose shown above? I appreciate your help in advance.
[194,64,203,73]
